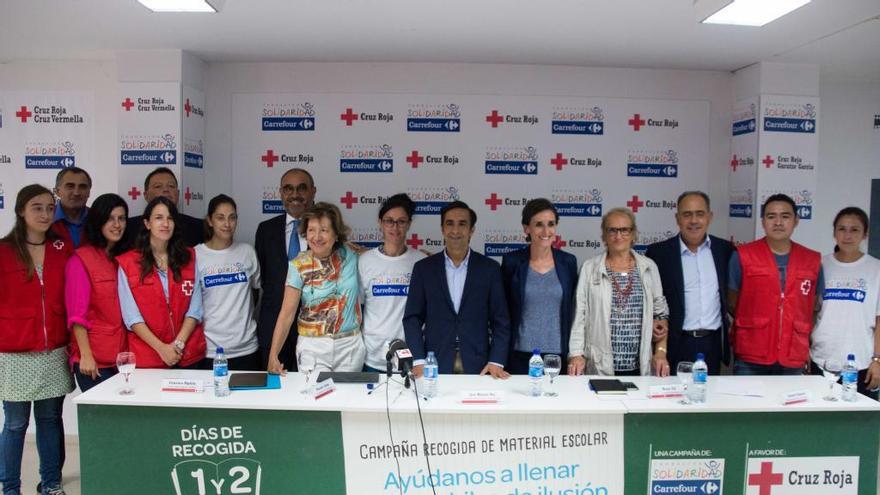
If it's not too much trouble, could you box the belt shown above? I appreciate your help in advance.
[682,329,715,338]
[301,329,361,340]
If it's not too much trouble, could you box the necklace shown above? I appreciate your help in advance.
[607,258,635,315]
[25,239,46,246]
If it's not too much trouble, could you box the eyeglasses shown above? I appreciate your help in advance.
[605,227,634,237]
[381,218,410,228]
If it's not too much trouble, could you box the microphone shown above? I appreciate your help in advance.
[385,339,414,387]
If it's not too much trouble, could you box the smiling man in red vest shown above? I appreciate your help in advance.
[727,194,822,375]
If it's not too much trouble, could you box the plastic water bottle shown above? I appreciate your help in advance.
[213,347,230,397]
[841,354,858,402]
[423,351,438,399]
[690,353,708,404]
[528,349,544,397]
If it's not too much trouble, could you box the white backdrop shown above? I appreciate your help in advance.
[232,93,709,263]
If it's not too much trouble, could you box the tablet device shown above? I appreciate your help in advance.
[317,371,380,384]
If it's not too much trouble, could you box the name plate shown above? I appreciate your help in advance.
[313,379,336,400]
[460,391,504,404]
[161,379,205,393]
[781,389,811,405]
[648,383,686,399]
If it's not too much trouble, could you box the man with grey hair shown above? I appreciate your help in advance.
[646,191,734,374]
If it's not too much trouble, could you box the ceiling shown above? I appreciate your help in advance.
[1,0,879,80]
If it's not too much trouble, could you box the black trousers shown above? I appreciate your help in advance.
[669,329,722,375]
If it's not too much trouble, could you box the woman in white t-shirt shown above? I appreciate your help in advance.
[195,194,262,370]
[811,207,880,400]
[358,194,427,372]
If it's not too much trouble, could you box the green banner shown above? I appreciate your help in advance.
[78,405,345,494]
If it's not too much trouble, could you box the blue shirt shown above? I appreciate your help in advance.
[53,202,87,247]
[680,236,722,331]
[444,249,470,314]
[117,265,203,330]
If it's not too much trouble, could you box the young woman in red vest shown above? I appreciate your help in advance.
[64,193,130,392]
[0,184,74,495]
[116,197,205,369]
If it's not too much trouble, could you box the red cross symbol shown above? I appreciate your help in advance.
[628,113,646,131]
[485,110,503,128]
[184,187,193,206]
[552,235,567,249]
[340,191,358,209]
[340,108,358,126]
[762,155,775,168]
[406,150,424,168]
[15,106,32,123]
[551,153,569,171]
[184,98,192,117]
[748,462,783,495]
[730,155,739,172]
[127,186,141,201]
[261,149,279,168]
[405,233,424,250]
[121,98,134,112]
[626,195,644,213]
[181,280,194,296]
[485,193,503,211]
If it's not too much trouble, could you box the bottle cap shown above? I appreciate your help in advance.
[427,351,435,357]
[847,353,855,360]
[216,346,224,354]
[533,348,541,355]
[696,352,704,361]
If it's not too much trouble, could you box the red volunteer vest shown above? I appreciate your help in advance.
[0,238,72,352]
[117,248,205,368]
[732,238,820,368]
[69,245,127,368]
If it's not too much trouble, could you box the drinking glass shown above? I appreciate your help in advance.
[116,352,136,395]
[676,361,693,405]
[821,359,842,401]
[543,354,562,397]
[298,351,316,395]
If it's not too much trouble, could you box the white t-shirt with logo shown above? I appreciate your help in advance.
[812,253,880,369]
[358,247,427,370]
[195,242,262,359]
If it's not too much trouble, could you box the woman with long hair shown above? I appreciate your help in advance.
[195,194,262,370]
[116,197,205,368]
[0,184,74,495]
[65,193,129,392]
[811,206,880,400]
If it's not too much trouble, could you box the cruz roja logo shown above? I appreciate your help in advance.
[261,102,316,131]
[485,109,539,128]
[339,107,394,126]
[14,105,84,124]
[628,113,679,131]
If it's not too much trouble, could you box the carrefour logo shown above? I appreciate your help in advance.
[483,230,527,258]
[485,146,539,175]
[24,141,76,169]
[763,103,817,134]
[261,186,282,215]
[733,118,756,136]
[408,186,460,215]
[261,102,316,131]
[407,104,461,132]
[551,189,603,217]
[626,149,678,178]
[204,272,248,288]
[824,288,866,302]
[730,204,753,218]
[120,134,177,165]
[340,144,394,173]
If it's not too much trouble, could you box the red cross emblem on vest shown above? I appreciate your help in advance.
[800,279,812,296]
[53,240,65,250]
[182,280,194,296]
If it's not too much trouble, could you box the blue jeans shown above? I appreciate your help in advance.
[733,360,804,376]
[1,397,65,494]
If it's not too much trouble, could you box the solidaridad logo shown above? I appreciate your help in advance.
[183,139,204,169]
[351,227,384,249]
[763,102,817,133]
[551,106,604,135]
[261,185,283,215]
[485,146,539,175]
[408,186,460,215]
[120,134,177,165]
[551,189,603,217]
[634,230,676,253]
[340,144,394,173]
[24,141,76,169]
[732,102,757,136]
[729,189,754,218]
[261,102,316,131]
[626,149,678,178]
[484,230,527,258]
[407,103,461,132]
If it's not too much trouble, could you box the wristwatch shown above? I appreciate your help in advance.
[173,340,185,352]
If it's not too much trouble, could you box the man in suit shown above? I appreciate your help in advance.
[254,168,316,370]
[403,201,511,378]
[125,167,204,247]
[646,191,734,375]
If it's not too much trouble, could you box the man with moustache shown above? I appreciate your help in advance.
[403,201,511,378]
[254,168,316,370]
[728,194,821,375]
[124,167,205,247]
[51,167,92,247]
[646,191,734,375]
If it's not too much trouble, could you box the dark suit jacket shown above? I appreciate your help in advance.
[645,234,734,365]
[254,214,298,365]
[403,250,511,374]
[500,247,578,360]
[125,212,204,248]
